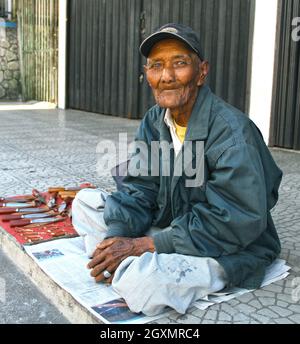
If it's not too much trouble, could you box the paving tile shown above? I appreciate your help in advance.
[150,317,177,324]
[220,303,240,316]
[236,293,254,303]
[248,300,262,309]
[276,300,289,308]
[257,308,280,319]
[262,284,283,294]
[288,304,300,313]
[203,310,218,321]
[277,293,296,303]
[218,312,232,322]
[288,314,300,323]
[236,304,257,315]
[253,290,276,298]
[268,305,293,317]
[250,312,272,324]
[274,318,295,324]
[171,313,204,324]
[232,313,251,322]
[258,297,276,307]
[201,320,216,324]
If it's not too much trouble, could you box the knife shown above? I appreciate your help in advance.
[32,189,47,206]
[10,217,65,227]
[48,186,83,193]
[0,206,49,215]
[0,202,35,208]
[0,196,35,203]
[2,211,57,222]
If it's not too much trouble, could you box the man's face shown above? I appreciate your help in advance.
[144,39,208,111]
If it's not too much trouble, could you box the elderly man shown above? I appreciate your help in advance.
[72,23,282,316]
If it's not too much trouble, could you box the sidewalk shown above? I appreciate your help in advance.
[0,107,299,324]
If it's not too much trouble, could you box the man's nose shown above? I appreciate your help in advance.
[160,66,175,83]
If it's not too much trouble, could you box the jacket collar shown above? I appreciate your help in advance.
[157,84,213,142]
[185,84,212,141]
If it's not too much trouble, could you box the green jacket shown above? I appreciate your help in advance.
[104,85,282,289]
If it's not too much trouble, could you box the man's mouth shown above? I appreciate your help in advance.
[160,88,181,92]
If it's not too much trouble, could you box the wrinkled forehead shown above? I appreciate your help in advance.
[147,38,198,60]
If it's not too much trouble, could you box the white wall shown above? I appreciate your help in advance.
[58,0,67,109]
[249,0,279,144]
[7,0,12,20]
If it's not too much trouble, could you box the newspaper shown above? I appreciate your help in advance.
[24,237,172,324]
[193,259,290,310]
[25,237,290,322]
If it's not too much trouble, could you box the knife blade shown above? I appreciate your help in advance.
[2,211,57,222]
[0,202,35,208]
[47,192,57,208]
[10,217,65,227]
[0,206,49,215]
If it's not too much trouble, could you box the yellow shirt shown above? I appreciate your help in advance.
[173,120,187,144]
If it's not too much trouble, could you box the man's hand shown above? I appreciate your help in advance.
[87,237,155,283]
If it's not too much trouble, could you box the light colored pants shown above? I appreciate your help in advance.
[72,188,228,316]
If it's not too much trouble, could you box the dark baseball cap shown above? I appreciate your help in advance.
[140,23,204,60]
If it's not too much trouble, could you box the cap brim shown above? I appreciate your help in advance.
[139,32,200,58]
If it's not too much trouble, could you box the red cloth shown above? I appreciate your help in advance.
[0,193,78,246]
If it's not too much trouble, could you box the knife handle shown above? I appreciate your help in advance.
[2,214,22,221]
[10,219,31,227]
[59,191,77,198]
[0,196,35,202]
[48,187,66,193]
[0,208,17,214]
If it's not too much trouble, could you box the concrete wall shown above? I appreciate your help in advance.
[0,26,21,100]
[248,0,278,145]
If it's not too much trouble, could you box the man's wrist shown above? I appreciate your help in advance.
[133,237,156,256]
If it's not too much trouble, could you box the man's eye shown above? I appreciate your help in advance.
[148,62,163,69]
[174,61,188,67]
[153,63,163,69]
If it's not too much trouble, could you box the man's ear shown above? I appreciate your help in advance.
[143,65,151,85]
[197,61,210,86]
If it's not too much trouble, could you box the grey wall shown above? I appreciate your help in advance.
[0,26,21,100]
[270,0,300,150]
[67,0,255,119]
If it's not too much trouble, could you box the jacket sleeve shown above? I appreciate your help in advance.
[104,115,160,238]
[153,143,269,257]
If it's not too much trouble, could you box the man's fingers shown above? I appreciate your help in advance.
[91,248,101,259]
[87,252,106,269]
[95,272,115,284]
[96,237,117,250]
[89,254,116,277]
[94,262,119,283]
[90,261,108,278]
[105,274,114,284]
